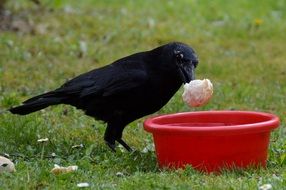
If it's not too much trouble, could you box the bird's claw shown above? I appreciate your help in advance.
[105,141,116,152]
[105,139,133,152]
[117,139,132,152]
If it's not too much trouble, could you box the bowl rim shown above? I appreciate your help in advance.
[144,111,280,135]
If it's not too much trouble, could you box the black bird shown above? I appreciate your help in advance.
[9,42,199,152]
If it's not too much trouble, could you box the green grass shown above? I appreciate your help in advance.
[0,0,286,189]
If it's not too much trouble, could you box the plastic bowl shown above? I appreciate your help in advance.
[144,111,280,173]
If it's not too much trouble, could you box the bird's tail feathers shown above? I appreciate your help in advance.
[9,91,63,115]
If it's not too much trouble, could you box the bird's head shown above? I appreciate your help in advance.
[152,42,199,84]
[172,43,198,84]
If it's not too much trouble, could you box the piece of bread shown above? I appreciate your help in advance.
[50,164,78,175]
[182,79,213,107]
[0,156,16,173]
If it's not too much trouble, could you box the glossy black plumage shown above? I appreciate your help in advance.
[10,42,199,151]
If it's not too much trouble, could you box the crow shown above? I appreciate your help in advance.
[9,42,199,152]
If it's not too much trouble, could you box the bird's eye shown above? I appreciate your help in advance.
[176,53,184,59]
[174,51,184,61]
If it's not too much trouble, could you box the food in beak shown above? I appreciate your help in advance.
[182,79,213,107]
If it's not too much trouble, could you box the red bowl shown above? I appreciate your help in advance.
[144,111,280,173]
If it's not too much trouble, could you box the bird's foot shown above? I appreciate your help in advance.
[117,139,132,152]
[105,138,132,152]
[105,141,116,152]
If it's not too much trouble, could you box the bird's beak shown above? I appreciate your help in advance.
[178,64,195,84]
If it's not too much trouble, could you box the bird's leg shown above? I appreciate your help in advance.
[104,122,132,152]
[113,124,133,152]
[104,124,116,152]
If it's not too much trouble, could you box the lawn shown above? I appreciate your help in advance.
[0,0,285,189]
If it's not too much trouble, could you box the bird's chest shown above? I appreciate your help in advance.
[128,74,181,113]
[150,71,181,93]
[108,73,182,119]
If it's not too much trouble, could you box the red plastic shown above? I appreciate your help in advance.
[144,111,280,173]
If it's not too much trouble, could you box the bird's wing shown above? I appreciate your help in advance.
[103,69,147,96]
[80,68,148,97]
[51,61,148,99]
